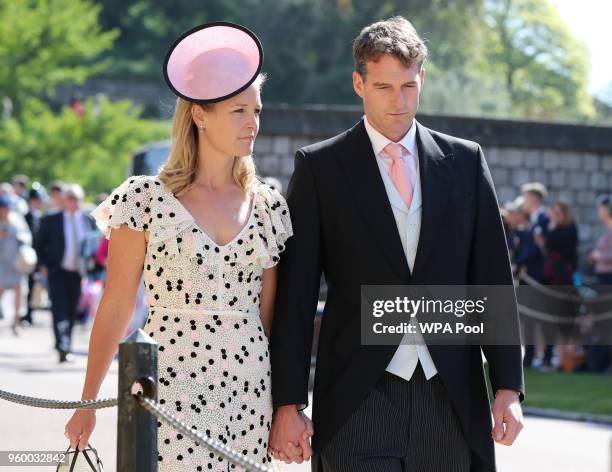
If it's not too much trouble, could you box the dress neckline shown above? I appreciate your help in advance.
[169,182,258,249]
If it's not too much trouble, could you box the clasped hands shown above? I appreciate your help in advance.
[267,404,314,464]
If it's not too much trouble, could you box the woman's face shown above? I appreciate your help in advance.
[550,204,562,224]
[194,84,262,158]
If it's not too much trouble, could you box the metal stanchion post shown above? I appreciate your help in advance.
[117,329,158,471]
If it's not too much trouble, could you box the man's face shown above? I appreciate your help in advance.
[522,193,540,213]
[193,84,262,159]
[63,194,81,212]
[29,198,43,210]
[353,54,424,142]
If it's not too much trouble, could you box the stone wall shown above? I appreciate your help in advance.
[253,105,612,268]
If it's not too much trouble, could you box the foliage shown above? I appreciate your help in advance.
[0,96,168,196]
[0,0,118,118]
[484,0,595,120]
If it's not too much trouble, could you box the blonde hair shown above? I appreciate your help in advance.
[159,75,266,197]
[520,182,548,201]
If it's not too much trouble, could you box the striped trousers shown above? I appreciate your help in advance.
[319,363,472,472]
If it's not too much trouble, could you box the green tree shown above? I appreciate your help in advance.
[0,96,168,195]
[0,0,118,118]
[484,0,594,120]
[96,0,485,104]
[97,0,246,78]
[0,0,168,196]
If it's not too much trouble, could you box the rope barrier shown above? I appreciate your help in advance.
[0,389,117,409]
[519,272,612,303]
[0,390,272,471]
[518,304,612,324]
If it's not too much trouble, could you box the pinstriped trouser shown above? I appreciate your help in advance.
[319,363,472,472]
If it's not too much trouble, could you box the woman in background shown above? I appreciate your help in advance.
[0,195,29,335]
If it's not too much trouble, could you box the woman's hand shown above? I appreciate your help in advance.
[64,410,96,451]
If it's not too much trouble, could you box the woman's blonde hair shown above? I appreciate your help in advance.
[158,74,266,197]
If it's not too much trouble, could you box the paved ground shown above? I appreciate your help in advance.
[0,295,610,471]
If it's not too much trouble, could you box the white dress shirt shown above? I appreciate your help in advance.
[364,115,438,381]
[61,210,86,272]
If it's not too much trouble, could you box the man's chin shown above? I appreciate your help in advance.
[384,123,412,139]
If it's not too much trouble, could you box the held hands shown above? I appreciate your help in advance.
[268,405,314,464]
[491,389,523,446]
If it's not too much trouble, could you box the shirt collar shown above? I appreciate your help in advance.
[363,114,418,158]
[63,209,82,219]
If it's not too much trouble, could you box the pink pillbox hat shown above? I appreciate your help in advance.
[163,22,263,104]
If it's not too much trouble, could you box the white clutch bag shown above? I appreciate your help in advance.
[56,444,103,472]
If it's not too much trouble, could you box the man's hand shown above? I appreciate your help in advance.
[491,389,523,446]
[268,405,314,464]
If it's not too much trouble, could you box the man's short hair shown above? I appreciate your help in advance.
[520,182,548,201]
[62,183,85,201]
[50,180,65,193]
[12,174,29,187]
[352,16,428,79]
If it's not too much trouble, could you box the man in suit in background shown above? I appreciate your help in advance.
[515,182,549,283]
[269,16,524,472]
[515,182,551,368]
[21,188,44,327]
[35,184,95,363]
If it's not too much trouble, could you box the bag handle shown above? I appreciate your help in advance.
[69,448,79,472]
[61,443,102,472]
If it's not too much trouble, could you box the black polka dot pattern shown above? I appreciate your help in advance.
[91,175,292,471]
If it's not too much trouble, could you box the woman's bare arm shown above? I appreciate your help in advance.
[259,266,278,338]
[80,225,146,401]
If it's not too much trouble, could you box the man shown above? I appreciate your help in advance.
[22,188,44,326]
[35,184,96,363]
[515,182,550,368]
[47,181,65,213]
[269,16,524,472]
[515,182,549,282]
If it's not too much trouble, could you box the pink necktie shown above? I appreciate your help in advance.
[383,143,415,209]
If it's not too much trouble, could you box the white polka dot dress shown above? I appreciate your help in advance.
[91,175,293,471]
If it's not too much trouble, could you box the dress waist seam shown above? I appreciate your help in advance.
[150,306,260,317]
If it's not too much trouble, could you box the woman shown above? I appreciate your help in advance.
[534,200,578,285]
[64,23,295,471]
[589,194,612,284]
[0,195,27,335]
[534,200,579,370]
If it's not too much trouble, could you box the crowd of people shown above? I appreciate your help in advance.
[0,174,149,363]
[501,182,612,373]
[1,174,611,372]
